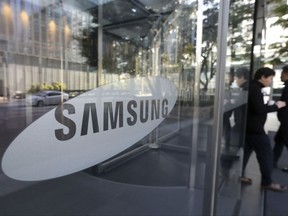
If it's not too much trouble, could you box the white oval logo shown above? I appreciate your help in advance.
[1,76,177,181]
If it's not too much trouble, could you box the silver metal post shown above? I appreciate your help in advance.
[189,0,203,189]
[202,0,230,215]
[97,1,103,87]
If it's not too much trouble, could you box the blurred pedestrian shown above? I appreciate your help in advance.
[223,71,234,148]
[273,65,288,169]
[230,67,249,148]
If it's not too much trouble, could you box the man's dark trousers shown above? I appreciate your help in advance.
[243,133,273,186]
[273,121,288,163]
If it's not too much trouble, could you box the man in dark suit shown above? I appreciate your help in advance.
[273,65,288,169]
[240,67,287,191]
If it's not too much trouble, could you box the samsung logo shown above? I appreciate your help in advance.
[1,76,177,181]
[55,99,169,141]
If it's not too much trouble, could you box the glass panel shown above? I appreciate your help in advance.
[70,1,193,188]
[216,0,255,213]
[0,0,256,215]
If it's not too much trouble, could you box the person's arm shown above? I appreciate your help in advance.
[265,99,285,113]
[249,84,279,114]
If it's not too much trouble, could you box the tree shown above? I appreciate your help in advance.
[267,0,288,65]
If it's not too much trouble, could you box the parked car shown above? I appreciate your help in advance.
[13,91,26,99]
[26,90,69,107]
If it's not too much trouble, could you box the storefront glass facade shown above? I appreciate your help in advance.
[0,0,256,215]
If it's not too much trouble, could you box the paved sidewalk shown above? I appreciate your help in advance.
[264,112,288,216]
[265,131,288,216]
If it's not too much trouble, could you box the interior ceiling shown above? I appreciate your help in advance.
[64,0,178,14]
[64,0,179,47]
[103,0,178,46]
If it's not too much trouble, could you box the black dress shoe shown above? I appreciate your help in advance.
[282,166,288,172]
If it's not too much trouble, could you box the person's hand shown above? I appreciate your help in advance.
[275,101,286,108]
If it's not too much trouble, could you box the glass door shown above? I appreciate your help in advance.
[0,0,256,215]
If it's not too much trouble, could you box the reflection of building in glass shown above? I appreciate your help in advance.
[1,1,281,215]
[0,0,179,96]
[0,0,97,95]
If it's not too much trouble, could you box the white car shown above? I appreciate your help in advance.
[26,90,69,107]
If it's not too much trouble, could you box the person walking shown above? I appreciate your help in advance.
[230,67,249,148]
[239,67,287,191]
[273,65,288,169]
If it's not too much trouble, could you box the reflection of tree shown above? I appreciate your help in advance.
[75,8,98,68]
[74,8,141,76]
[200,0,219,91]
[28,82,66,93]
[267,0,288,65]
[105,41,137,75]
[79,28,98,67]
[228,1,253,62]
[179,43,195,67]
[200,0,253,91]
